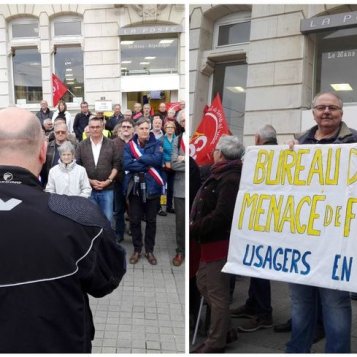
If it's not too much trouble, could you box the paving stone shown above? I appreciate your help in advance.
[131,348,146,353]
[131,339,146,349]
[116,347,131,353]
[90,214,184,353]
[116,339,131,348]
[118,324,131,332]
[102,338,117,347]
[91,346,102,353]
[146,340,161,350]
[104,331,117,339]
[161,341,177,350]
[101,347,116,353]
[146,333,160,341]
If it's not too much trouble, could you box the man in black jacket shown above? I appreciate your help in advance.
[36,99,53,127]
[73,101,91,141]
[105,103,124,133]
[0,107,126,353]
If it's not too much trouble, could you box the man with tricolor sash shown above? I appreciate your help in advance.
[123,117,164,265]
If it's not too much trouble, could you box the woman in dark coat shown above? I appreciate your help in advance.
[190,135,244,353]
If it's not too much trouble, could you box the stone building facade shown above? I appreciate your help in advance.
[0,4,185,114]
[190,4,357,145]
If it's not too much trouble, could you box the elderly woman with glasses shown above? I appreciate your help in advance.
[190,135,244,353]
[45,141,92,198]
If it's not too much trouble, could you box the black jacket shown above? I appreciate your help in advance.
[0,166,126,353]
[36,108,53,127]
[190,160,242,262]
[295,122,357,144]
[105,113,124,132]
[73,112,91,141]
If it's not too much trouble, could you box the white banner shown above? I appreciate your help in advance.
[223,143,357,292]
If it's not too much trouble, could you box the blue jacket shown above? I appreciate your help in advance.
[160,134,176,164]
[123,132,163,198]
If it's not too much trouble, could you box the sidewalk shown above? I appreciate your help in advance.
[190,276,357,353]
[89,212,185,353]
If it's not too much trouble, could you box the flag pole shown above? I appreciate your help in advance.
[66,87,77,98]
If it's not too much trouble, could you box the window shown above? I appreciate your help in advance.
[54,46,84,103]
[217,21,250,46]
[11,18,39,39]
[121,37,178,75]
[212,62,247,138]
[315,27,357,103]
[214,12,251,48]
[13,48,42,104]
[53,16,81,36]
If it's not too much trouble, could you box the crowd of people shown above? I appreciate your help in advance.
[36,99,186,267]
[189,91,357,353]
[2,90,353,353]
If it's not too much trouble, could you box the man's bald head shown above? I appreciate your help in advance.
[0,107,46,175]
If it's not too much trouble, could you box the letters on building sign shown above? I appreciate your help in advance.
[300,11,357,33]
[119,25,183,36]
[327,50,356,59]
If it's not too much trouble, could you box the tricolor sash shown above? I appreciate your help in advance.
[129,140,164,186]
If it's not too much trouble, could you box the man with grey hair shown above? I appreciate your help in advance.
[123,109,133,120]
[36,99,53,127]
[143,103,153,122]
[123,116,164,265]
[286,91,356,353]
[255,124,278,145]
[0,107,125,352]
[191,135,244,353]
[105,103,124,134]
[40,121,71,187]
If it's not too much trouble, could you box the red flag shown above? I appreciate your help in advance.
[166,102,181,112]
[189,93,231,166]
[52,73,68,107]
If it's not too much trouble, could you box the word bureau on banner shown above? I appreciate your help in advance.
[223,143,357,292]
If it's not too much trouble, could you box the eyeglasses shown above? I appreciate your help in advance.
[313,105,341,112]
[121,125,133,129]
[55,131,66,135]
[166,126,175,129]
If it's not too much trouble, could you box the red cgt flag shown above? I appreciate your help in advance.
[166,102,181,112]
[52,73,68,107]
[189,93,231,166]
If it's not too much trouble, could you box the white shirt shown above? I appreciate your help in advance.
[90,136,103,166]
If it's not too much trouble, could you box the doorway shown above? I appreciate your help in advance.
[126,90,175,113]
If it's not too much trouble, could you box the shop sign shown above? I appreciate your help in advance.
[119,25,183,36]
[301,11,357,33]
